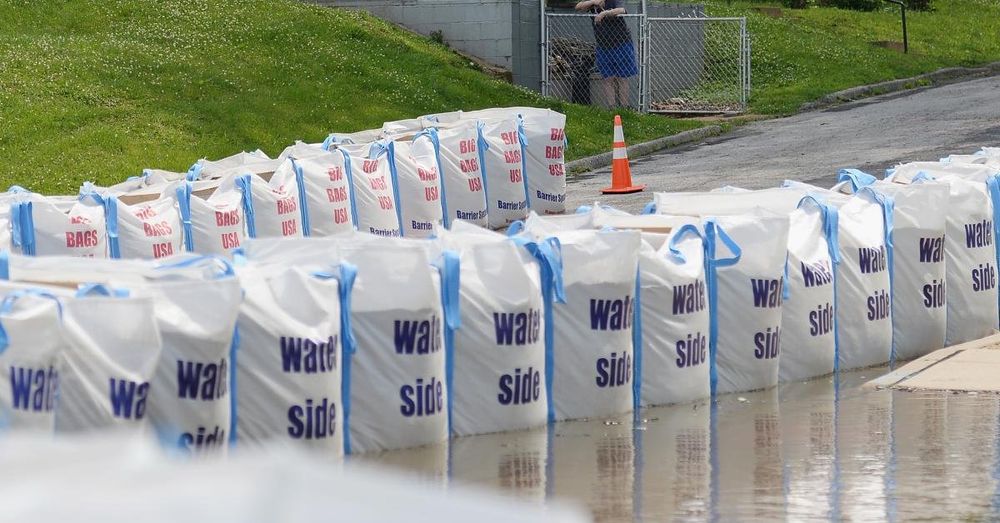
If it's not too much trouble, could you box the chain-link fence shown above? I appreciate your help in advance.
[543,13,645,111]
[646,17,748,114]
[543,13,749,114]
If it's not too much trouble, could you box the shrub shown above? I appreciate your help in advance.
[908,0,932,11]
[818,0,880,11]
[783,0,809,8]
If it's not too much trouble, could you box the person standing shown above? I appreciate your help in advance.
[574,0,638,108]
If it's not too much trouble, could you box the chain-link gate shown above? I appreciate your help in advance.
[646,17,748,114]
[543,13,750,114]
[543,13,645,111]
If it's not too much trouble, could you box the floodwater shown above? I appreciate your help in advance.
[355,367,1000,522]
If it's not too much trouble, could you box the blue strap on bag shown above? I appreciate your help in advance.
[432,252,461,435]
[290,158,311,237]
[985,175,1000,318]
[176,182,195,252]
[415,128,450,228]
[837,169,877,192]
[516,114,531,208]
[313,262,358,454]
[703,219,742,398]
[11,201,36,256]
[510,235,565,423]
[335,148,361,228]
[858,186,896,365]
[476,121,492,206]
[235,174,256,239]
[797,195,842,372]
[79,185,120,259]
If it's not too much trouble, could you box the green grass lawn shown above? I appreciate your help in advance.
[0,0,698,194]
[705,0,1000,114]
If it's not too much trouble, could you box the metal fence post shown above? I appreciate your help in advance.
[540,5,548,97]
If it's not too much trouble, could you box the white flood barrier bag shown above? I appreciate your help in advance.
[1,255,241,452]
[782,181,895,370]
[434,123,489,228]
[107,195,184,260]
[0,290,64,431]
[572,205,715,405]
[654,190,836,385]
[331,143,402,238]
[479,118,530,229]
[234,167,303,240]
[465,108,568,215]
[341,241,459,452]
[235,261,354,455]
[174,177,247,255]
[653,195,789,394]
[57,288,162,433]
[887,163,1000,345]
[10,192,108,258]
[136,264,241,456]
[936,176,998,344]
[838,171,950,360]
[634,224,712,405]
[385,133,445,238]
[276,150,355,236]
[436,222,555,436]
[515,213,640,420]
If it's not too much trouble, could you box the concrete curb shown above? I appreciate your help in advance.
[798,61,1000,112]
[566,124,724,174]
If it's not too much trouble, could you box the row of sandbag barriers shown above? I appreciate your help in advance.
[2,113,1000,455]
[1,107,568,259]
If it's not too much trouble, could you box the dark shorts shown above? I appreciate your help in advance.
[596,41,638,79]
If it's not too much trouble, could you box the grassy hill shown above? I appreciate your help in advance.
[707,0,1000,114]
[4,0,1000,194]
[0,0,697,194]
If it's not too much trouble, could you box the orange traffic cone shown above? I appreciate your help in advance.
[601,115,645,194]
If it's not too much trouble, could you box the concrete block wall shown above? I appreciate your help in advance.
[315,0,517,71]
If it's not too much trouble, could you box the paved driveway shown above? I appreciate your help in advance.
[566,75,1000,213]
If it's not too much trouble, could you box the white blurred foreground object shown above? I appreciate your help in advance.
[0,434,588,523]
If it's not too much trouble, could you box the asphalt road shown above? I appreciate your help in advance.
[566,75,1000,214]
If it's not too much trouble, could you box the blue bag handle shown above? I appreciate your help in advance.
[312,262,358,454]
[703,218,741,397]
[75,283,129,298]
[506,220,526,236]
[837,169,877,192]
[186,162,203,182]
[80,185,120,259]
[155,255,235,279]
[667,224,703,263]
[642,201,657,215]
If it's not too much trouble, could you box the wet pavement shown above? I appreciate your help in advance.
[354,367,1000,521]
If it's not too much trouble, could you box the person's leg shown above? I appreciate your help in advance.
[616,76,629,107]
[602,76,617,108]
